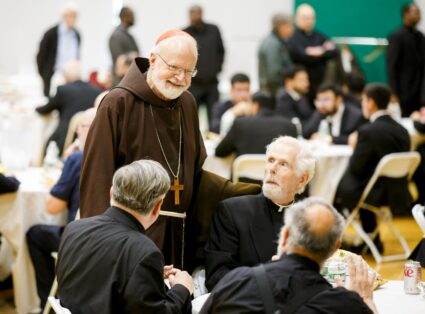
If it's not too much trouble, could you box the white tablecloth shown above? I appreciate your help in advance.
[203,140,352,202]
[0,97,58,168]
[192,280,425,313]
[0,168,65,314]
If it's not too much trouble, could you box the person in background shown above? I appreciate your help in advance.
[114,51,139,85]
[275,65,313,128]
[342,73,366,110]
[215,92,296,157]
[288,4,337,102]
[201,197,377,314]
[26,108,96,310]
[387,3,425,117]
[303,83,365,144]
[183,5,225,125]
[210,73,250,134]
[35,61,102,155]
[36,2,80,97]
[258,13,294,96]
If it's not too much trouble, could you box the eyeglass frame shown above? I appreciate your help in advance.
[155,53,198,78]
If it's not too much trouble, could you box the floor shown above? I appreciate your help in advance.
[0,216,422,313]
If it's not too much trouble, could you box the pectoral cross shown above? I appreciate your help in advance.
[170,178,184,205]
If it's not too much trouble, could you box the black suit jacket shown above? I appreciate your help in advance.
[36,80,102,153]
[387,25,425,114]
[215,109,297,157]
[335,115,411,211]
[200,254,372,314]
[303,104,366,144]
[204,193,283,290]
[36,25,81,93]
[210,100,233,133]
[275,88,314,125]
[57,207,191,314]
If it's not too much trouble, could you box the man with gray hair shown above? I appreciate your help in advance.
[80,29,206,268]
[201,197,377,313]
[258,13,294,96]
[56,160,193,313]
[204,136,315,290]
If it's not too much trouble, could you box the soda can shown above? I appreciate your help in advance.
[404,260,422,294]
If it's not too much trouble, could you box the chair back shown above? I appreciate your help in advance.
[48,297,72,314]
[232,154,266,183]
[412,204,425,235]
[359,152,421,205]
[62,111,83,158]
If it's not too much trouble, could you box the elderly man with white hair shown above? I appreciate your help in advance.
[201,197,377,314]
[37,2,80,96]
[80,30,206,268]
[204,136,315,290]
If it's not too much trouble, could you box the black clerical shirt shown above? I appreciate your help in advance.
[56,206,191,314]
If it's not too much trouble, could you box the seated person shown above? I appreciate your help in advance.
[205,136,315,290]
[56,160,193,313]
[201,197,377,314]
[334,84,410,251]
[209,73,251,135]
[410,109,425,204]
[26,108,96,309]
[215,91,296,157]
[35,60,102,154]
[0,174,20,194]
[342,73,366,110]
[303,83,366,144]
[275,65,313,127]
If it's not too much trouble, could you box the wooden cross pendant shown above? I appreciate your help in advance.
[170,178,184,205]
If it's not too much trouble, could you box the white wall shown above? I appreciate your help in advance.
[0,0,294,92]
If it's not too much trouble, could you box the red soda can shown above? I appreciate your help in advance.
[404,260,422,294]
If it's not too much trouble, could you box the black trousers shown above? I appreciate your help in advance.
[27,225,63,309]
[189,81,219,127]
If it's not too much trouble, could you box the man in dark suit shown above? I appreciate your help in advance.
[205,136,315,290]
[201,198,377,314]
[387,3,425,117]
[56,160,193,313]
[36,61,102,154]
[210,73,250,134]
[215,92,297,157]
[183,5,225,124]
[335,84,411,250]
[275,65,313,127]
[303,83,366,144]
[36,4,80,97]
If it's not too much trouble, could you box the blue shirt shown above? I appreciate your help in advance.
[50,150,83,222]
[55,22,79,71]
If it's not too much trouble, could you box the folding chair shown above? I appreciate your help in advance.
[344,152,421,264]
[48,296,72,314]
[62,111,83,159]
[412,204,425,235]
[232,154,266,183]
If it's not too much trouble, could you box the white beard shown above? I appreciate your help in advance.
[150,70,188,100]
[262,181,287,202]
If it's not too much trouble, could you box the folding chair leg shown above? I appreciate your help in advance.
[381,215,411,261]
[43,277,58,314]
[351,220,383,263]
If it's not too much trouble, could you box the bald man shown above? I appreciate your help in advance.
[80,30,206,267]
[201,197,377,314]
[288,4,337,101]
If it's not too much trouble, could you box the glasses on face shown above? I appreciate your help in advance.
[155,53,198,78]
[314,97,333,105]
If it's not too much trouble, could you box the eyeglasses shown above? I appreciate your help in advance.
[155,53,198,78]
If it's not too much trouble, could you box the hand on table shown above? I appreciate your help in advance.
[168,269,194,295]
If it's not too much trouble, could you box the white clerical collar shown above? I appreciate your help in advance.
[273,200,295,212]
[370,110,388,123]
[287,89,301,101]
